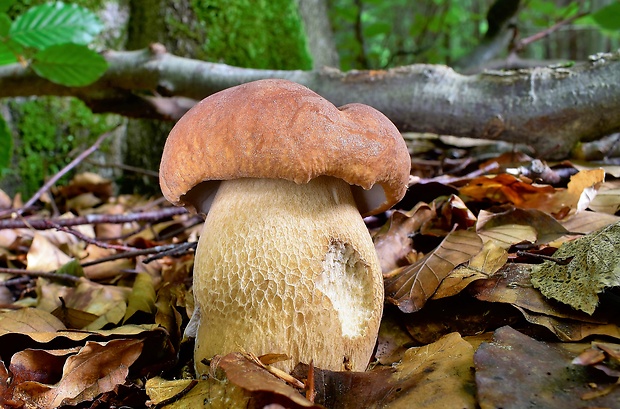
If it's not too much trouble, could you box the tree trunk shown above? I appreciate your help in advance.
[295,0,340,69]
[1,47,617,159]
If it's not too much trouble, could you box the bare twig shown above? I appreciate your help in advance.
[0,207,188,230]
[81,241,196,268]
[513,11,589,52]
[0,267,81,283]
[143,241,197,263]
[516,250,573,265]
[14,127,120,216]
[85,159,160,178]
[50,223,139,252]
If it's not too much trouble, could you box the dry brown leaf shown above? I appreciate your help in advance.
[12,338,143,409]
[433,240,507,299]
[0,188,11,209]
[81,243,134,280]
[461,170,605,217]
[589,179,620,214]
[375,308,416,365]
[57,172,113,203]
[476,207,569,245]
[474,326,619,409]
[51,301,99,330]
[373,203,433,273]
[9,348,78,386]
[460,173,556,207]
[561,210,620,234]
[36,277,131,330]
[26,233,72,271]
[291,333,476,409]
[386,332,477,409]
[469,264,610,323]
[146,377,247,409]
[384,229,483,313]
[0,360,11,408]
[0,307,159,345]
[0,308,66,336]
[515,307,620,342]
[476,223,537,249]
[215,352,319,408]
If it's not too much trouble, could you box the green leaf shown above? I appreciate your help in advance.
[0,13,10,36]
[0,42,17,64]
[0,0,15,14]
[56,259,84,277]
[10,2,103,49]
[0,114,12,171]
[31,43,107,87]
[364,21,391,37]
[591,2,620,31]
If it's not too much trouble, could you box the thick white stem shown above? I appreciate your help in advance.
[192,176,383,374]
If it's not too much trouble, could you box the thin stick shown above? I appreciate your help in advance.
[50,223,139,252]
[16,127,119,215]
[0,207,188,230]
[514,12,588,52]
[0,267,81,283]
[80,241,196,268]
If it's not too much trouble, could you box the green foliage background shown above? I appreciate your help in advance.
[8,97,120,196]
[188,0,313,70]
[328,0,620,70]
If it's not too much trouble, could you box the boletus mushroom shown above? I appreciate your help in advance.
[159,79,410,375]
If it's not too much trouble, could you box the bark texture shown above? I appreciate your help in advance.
[0,46,618,159]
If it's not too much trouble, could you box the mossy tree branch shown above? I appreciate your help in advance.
[0,44,619,159]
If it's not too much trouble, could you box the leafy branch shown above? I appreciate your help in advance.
[0,1,107,86]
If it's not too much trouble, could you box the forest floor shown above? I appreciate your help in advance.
[1,132,619,408]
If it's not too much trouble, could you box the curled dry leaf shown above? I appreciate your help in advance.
[515,307,620,342]
[373,203,433,273]
[11,338,144,409]
[432,240,507,299]
[146,353,320,409]
[460,173,556,208]
[460,169,605,217]
[146,377,247,409]
[384,229,483,313]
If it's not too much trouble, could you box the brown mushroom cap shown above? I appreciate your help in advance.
[159,79,410,216]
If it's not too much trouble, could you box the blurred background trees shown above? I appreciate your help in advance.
[0,0,618,197]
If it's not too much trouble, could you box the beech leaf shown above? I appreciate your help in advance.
[474,326,620,408]
[384,229,482,313]
[12,339,143,409]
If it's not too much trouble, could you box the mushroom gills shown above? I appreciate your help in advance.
[191,176,384,374]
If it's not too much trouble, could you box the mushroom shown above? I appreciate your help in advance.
[159,79,410,374]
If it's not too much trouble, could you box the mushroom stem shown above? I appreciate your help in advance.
[192,176,384,374]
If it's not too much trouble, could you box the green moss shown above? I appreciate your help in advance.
[9,97,119,196]
[189,0,312,70]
